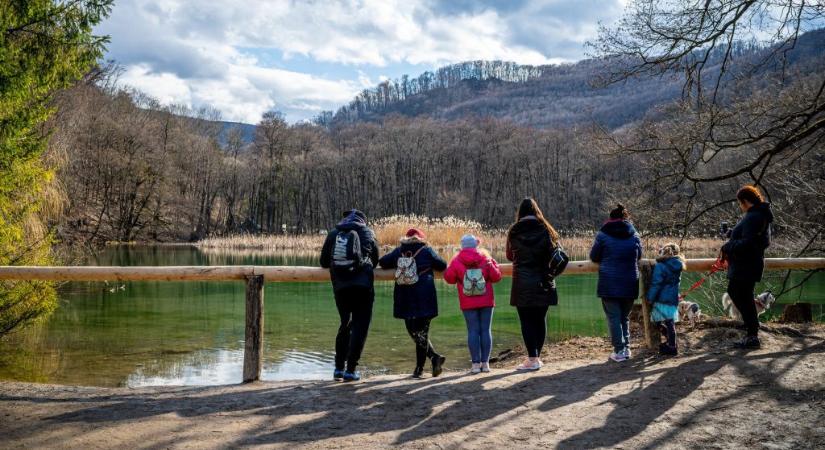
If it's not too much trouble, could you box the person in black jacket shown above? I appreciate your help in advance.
[506,198,561,371]
[379,228,448,378]
[721,185,773,349]
[320,209,379,381]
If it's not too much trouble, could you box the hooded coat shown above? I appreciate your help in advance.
[647,256,686,306]
[506,217,558,307]
[443,247,502,310]
[589,219,643,299]
[319,210,379,292]
[722,202,773,282]
[379,237,447,319]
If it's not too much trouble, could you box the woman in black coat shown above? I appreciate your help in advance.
[721,185,773,349]
[379,228,448,378]
[506,198,560,371]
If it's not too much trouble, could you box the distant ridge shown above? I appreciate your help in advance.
[222,28,825,140]
[320,28,825,130]
[217,121,256,147]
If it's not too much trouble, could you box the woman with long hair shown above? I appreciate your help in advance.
[721,185,773,349]
[506,198,561,371]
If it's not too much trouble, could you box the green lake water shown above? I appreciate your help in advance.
[0,245,822,387]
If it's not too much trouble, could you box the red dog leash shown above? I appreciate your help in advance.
[678,256,727,300]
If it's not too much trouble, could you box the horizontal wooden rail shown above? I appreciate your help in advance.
[2,257,822,382]
[681,258,825,272]
[0,266,256,281]
[0,258,823,282]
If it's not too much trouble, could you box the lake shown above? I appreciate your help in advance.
[0,245,822,387]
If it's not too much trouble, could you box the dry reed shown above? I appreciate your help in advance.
[372,215,491,248]
[196,215,727,258]
[197,233,326,250]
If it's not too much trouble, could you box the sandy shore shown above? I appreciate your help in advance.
[1,323,823,449]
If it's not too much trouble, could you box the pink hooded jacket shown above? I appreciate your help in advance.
[443,248,503,310]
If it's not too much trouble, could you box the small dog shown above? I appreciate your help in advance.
[755,291,777,315]
[722,291,776,320]
[678,301,702,327]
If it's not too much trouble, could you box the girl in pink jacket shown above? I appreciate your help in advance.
[444,234,503,373]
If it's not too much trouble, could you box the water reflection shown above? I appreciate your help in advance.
[126,349,333,387]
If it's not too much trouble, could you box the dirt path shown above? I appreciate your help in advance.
[1,324,824,449]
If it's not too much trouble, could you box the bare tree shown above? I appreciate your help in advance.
[590,1,825,248]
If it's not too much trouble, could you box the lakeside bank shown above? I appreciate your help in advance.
[1,323,823,449]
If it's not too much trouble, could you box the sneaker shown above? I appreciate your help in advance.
[342,371,361,382]
[470,363,481,374]
[609,352,628,362]
[333,369,345,381]
[431,355,446,377]
[411,367,424,379]
[733,336,761,349]
[516,358,542,371]
[621,348,632,359]
[480,362,490,373]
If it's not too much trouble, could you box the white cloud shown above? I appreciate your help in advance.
[120,64,193,106]
[199,1,569,67]
[120,58,359,124]
[97,0,625,122]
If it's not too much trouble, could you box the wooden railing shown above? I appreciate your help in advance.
[1,257,823,382]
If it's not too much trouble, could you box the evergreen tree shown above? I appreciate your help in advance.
[0,0,112,336]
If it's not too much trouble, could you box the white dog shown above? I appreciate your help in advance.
[678,301,702,327]
[722,291,776,320]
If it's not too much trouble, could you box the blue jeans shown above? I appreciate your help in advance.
[601,298,634,353]
[463,307,494,363]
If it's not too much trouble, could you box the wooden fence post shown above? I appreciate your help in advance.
[639,260,659,349]
[243,275,264,383]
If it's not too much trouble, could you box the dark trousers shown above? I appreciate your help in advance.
[601,298,635,353]
[404,318,438,368]
[657,319,677,349]
[334,287,374,372]
[517,305,549,358]
[727,278,759,336]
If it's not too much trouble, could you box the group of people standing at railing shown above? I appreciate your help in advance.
[320,185,773,382]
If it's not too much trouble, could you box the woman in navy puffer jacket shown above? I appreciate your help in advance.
[379,228,448,378]
[589,204,643,362]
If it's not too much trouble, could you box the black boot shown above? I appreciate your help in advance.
[412,366,424,378]
[431,355,446,377]
[733,335,761,349]
[659,343,677,356]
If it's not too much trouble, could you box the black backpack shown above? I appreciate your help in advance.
[331,229,364,274]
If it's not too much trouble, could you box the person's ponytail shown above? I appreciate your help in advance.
[609,204,629,220]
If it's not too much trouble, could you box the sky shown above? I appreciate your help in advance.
[96,0,628,124]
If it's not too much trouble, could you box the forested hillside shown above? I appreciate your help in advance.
[325,29,825,130]
[52,81,619,243]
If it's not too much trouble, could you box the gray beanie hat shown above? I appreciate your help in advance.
[460,234,479,249]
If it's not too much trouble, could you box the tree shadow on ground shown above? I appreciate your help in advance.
[2,336,822,448]
[557,336,825,449]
